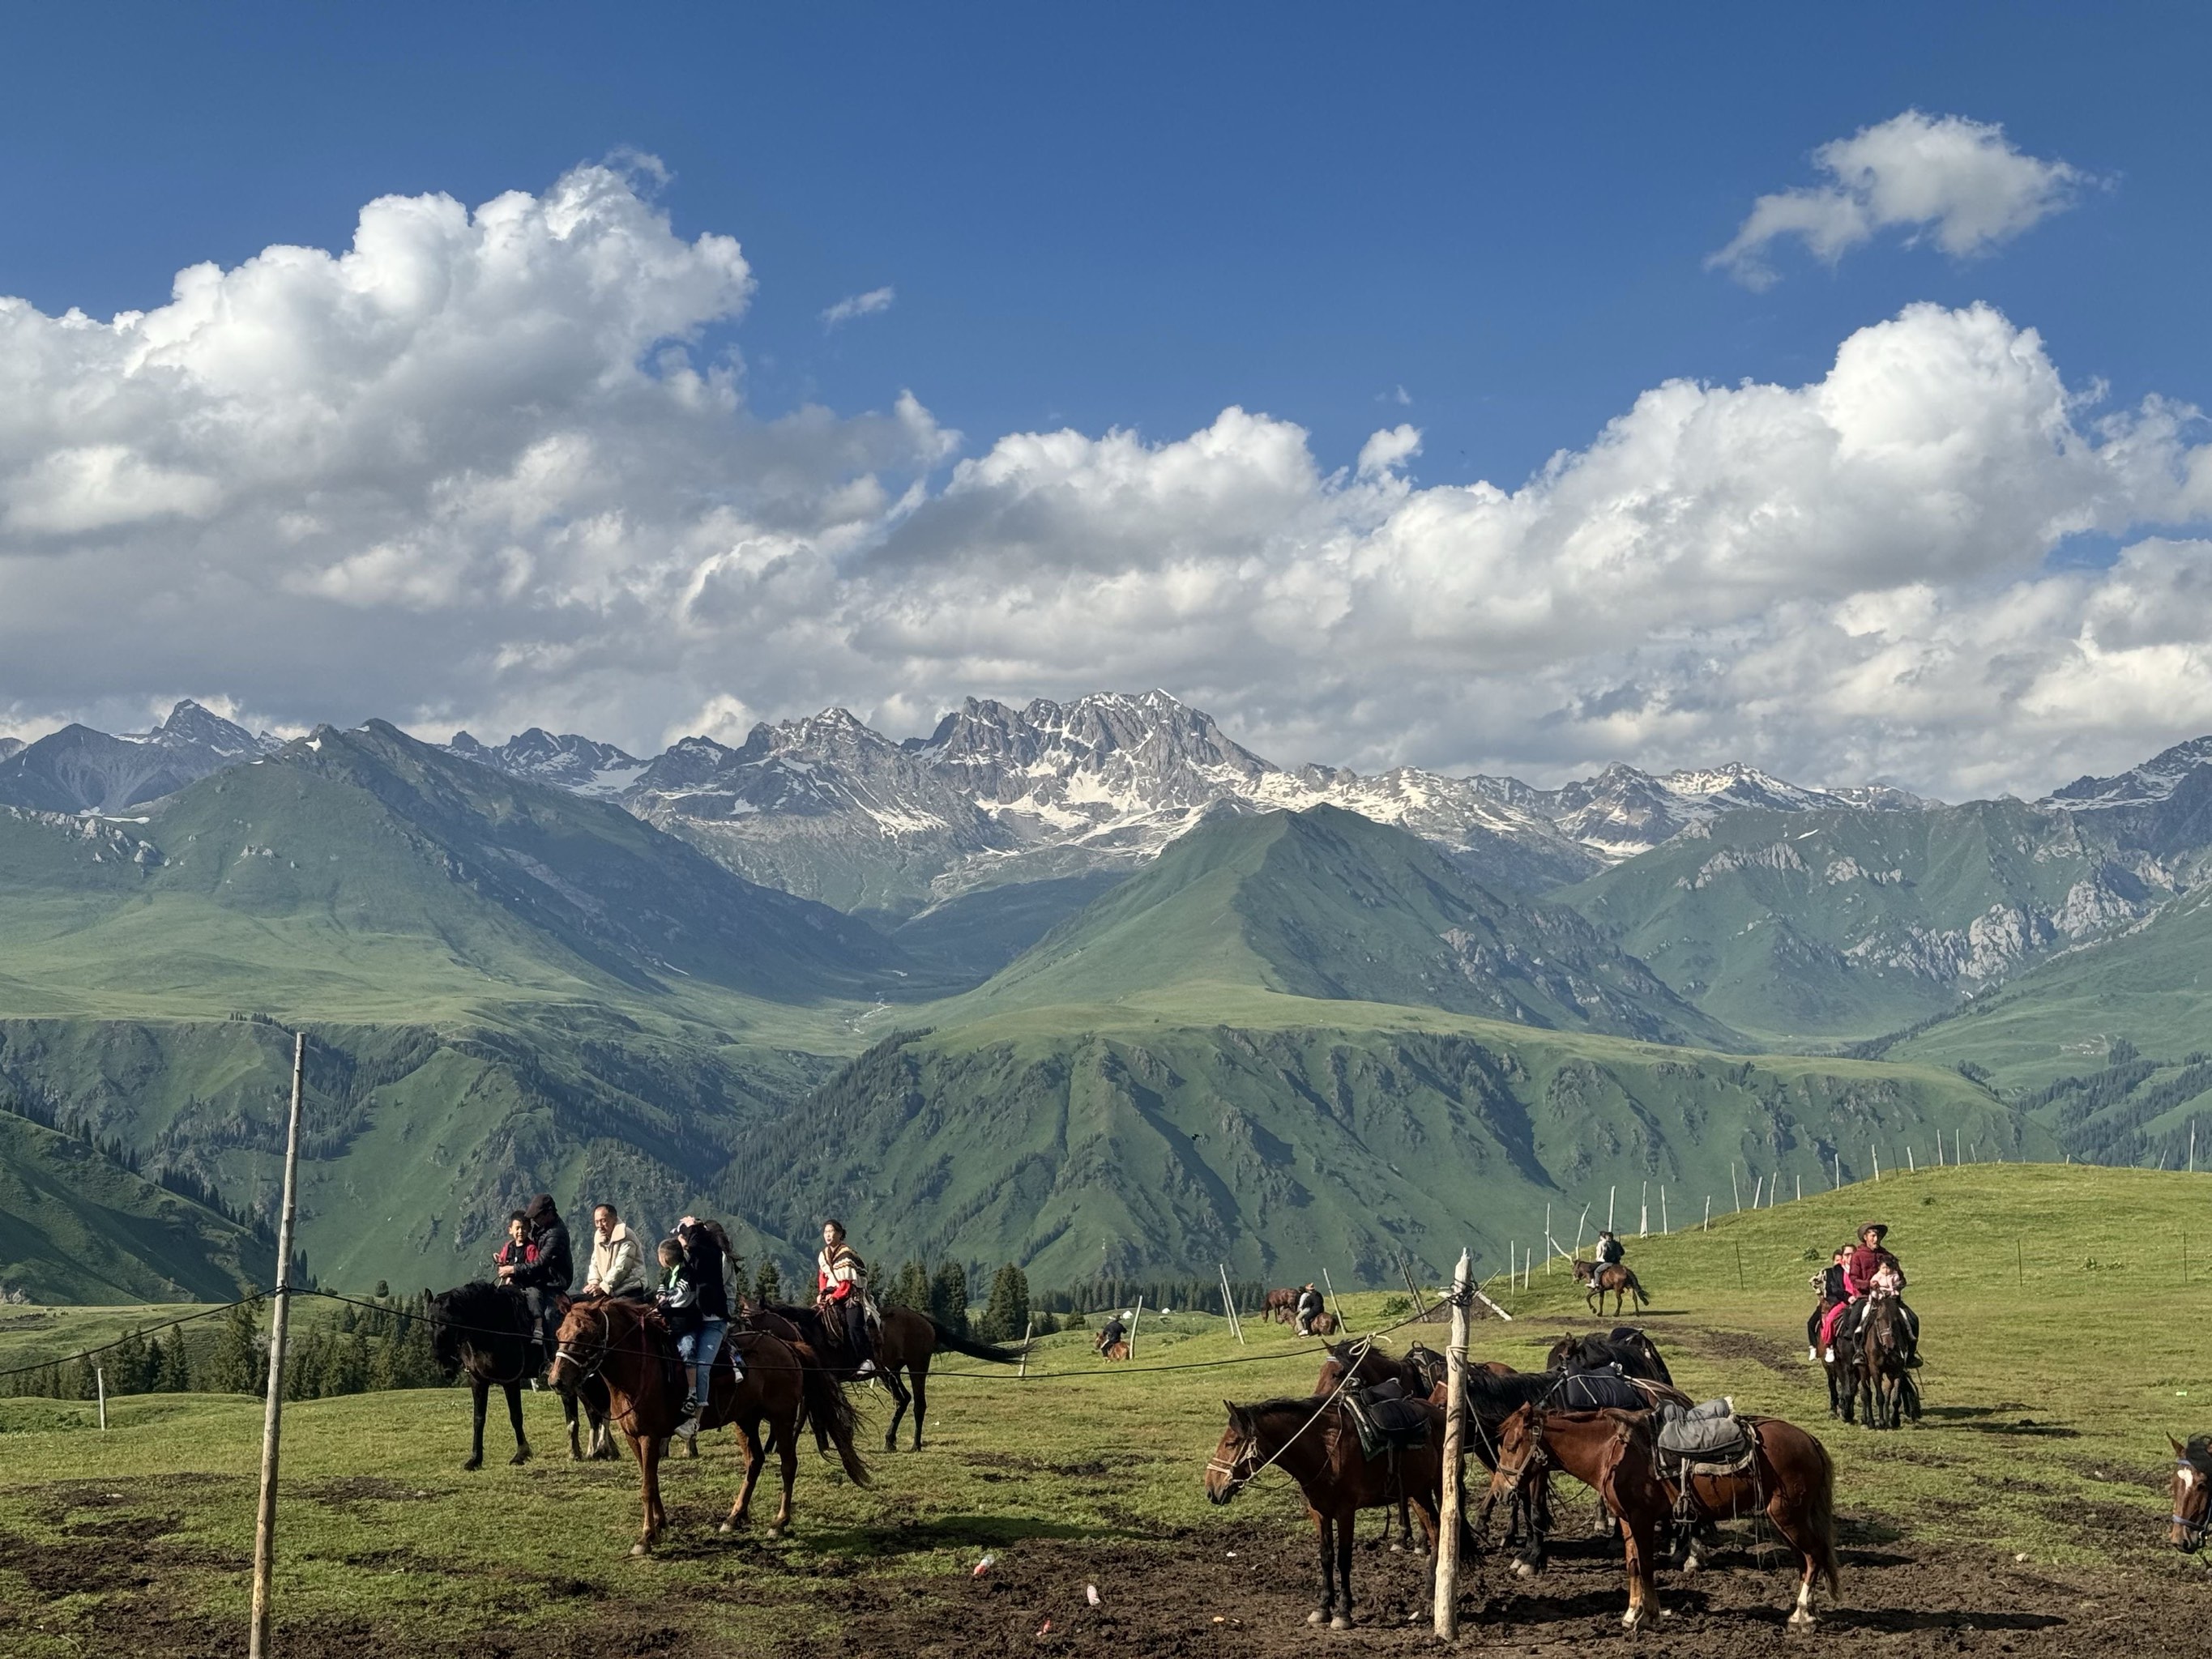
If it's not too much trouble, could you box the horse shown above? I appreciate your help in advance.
[1570,1260,1649,1316]
[2168,1435,2212,1552]
[425,1283,617,1469]
[1546,1328,1673,1387]
[1488,1405,1839,1629]
[549,1298,870,1555]
[1204,1394,1469,1630]
[767,1300,1022,1451]
[1314,1340,1445,1556]
[1852,1291,1919,1430]
[1309,1311,1339,1336]
[1263,1288,1298,1324]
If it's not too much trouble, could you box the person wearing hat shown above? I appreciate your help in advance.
[1293,1282,1325,1336]
[1590,1229,1625,1290]
[1838,1222,1919,1365]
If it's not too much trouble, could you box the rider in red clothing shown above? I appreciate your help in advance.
[1821,1222,1920,1365]
[816,1219,878,1376]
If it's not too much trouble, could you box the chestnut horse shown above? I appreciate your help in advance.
[1205,1394,1467,1629]
[2168,1435,2212,1552]
[1263,1288,1298,1324]
[1569,1260,1649,1317]
[549,1299,870,1555]
[1488,1405,1838,1629]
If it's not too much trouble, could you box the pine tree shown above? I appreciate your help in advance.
[109,1328,151,1395]
[884,1259,929,1311]
[753,1260,783,1308]
[927,1261,970,1337]
[210,1298,265,1395]
[159,1331,193,1392]
[978,1264,1031,1344]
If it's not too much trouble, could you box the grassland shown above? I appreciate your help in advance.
[0,1165,2204,1656]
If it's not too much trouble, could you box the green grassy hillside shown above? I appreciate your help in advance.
[963,804,1738,1047]
[0,1108,271,1303]
[726,989,2035,1284]
[1562,800,2148,1046]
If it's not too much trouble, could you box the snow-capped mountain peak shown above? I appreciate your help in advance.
[2043,736,2212,811]
[445,728,645,798]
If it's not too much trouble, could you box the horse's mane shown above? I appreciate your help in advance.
[1460,1368,1553,1416]
[432,1280,526,1324]
[1236,1394,1333,1418]
[2187,1434,2212,1463]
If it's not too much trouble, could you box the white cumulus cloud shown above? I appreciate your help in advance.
[2,161,2210,803]
[1710,110,2090,289]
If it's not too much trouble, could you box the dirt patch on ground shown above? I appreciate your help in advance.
[1672,1328,1800,1375]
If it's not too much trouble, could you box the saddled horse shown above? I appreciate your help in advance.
[1851,1291,1919,1430]
[1205,1393,1471,1630]
[425,1282,616,1469]
[1570,1260,1649,1317]
[1547,1328,1673,1387]
[1488,1405,1839,1629]
[1314,1340,1450,1555]
[2169,1435,2212,1552]
[767,1300,1021,1452]
[549,1298,870,1555]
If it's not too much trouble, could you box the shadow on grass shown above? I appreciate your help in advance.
[653,1513,1145,1564]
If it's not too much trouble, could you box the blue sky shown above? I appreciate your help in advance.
[2,4,2210,793]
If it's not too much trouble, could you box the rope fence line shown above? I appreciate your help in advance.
[0,1284,1467,1391]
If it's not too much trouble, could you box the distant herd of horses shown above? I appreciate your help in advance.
[420,1278,2207,1635]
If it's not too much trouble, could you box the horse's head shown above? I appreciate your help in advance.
[1404,1342,1448,1394]
[2171,1435,2212,1552]
[548,1298,613,1392]
[424,1288,463,1383]
[1206,1402,1262,1505]
[1544,1334,1584,1372]
[1486,1402,1543,1503]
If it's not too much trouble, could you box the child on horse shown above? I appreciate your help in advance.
[493,1211,536,1282]
[658,1215,740,1438]
[817,1219,878,1377]
[1821,1222,1920,1366]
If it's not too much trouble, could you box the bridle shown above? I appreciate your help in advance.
[2173,1453,2211,1551]
[1208,1337,1376,1498]
[1205,1431,1266,1497]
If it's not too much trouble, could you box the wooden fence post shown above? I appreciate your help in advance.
[1128,1298,1143,1361]
[1433,1249,1471,1639]
[1218,1265,1245,1346]
[250,1030,307,1659]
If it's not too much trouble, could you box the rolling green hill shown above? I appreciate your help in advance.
[961,804,1740,1047]
[1561,800,2161,1046]
[0,1107,272,1303]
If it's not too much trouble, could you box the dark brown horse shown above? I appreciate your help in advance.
[426,1283,616,1469]
[549,1299,870,1555]
[768,1300,1020,1451]
[1313,1341,1444,1555]
[1570,1260,1649,1316]
[2169,1435,2212,1552]
[1852,1292,1919,1430]
[1205,1394,1465,1629]
[1488,1405,1839,1629]
[1263,1287,1299,1324]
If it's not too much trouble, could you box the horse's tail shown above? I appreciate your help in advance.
[796,1346,873,1488]
[1625,1269,1649,1307]
[930,1321,1023,1364]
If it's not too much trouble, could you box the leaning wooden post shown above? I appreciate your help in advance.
[1127,1297,1143,1361]
[1218,1265,1245,1347]
[1322,1269,1344,1328]
[96,1365,107,1432]
[1433,1248,1471,1639]
[1018,1316,1035,1378]
[250,1030,306,1659]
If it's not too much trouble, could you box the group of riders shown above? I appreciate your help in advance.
[491,1194,879,1439]
[1585,1219,1922,1369]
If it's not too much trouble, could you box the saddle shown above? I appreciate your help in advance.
[1654,1413,1753,1480]
[1343,1379,1434,1461]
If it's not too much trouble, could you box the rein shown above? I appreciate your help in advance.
[1209,1337,1377,1496]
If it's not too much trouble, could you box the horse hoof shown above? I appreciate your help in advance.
[462,1458,482,1472]
[630,1543,651,1558]
[1388,1541,1403,1555]
[1330,1615,1352,1631]
[510,1451,531,1466]
[718,1521,734,1535]
[1621,1611,1642,1630]
[767,1525,784,1541]
[1510,1559,1535,1580]
[1308,1611,1326,1627]
[1789,1610,1816,1628]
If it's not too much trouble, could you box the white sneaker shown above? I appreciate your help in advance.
[1822,1347,1835,1363]
[674,1414,701,1439]
[1807,1346,1817,1363]
[856,1359,876,1377]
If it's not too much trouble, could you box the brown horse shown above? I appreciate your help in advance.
[1263,1288,1298,1324]
[768,1300,1020,1451]
[549,1299,870,1555]
[1570,1260,1649,1316]
[2168,1435,2212,1552]
[1489,1405,1839,1629]
[1314,1341,1442,1555]
[1205,1394,1463,1629]
[1546,1328,1673,1387]
[1851,1291,1919,1430]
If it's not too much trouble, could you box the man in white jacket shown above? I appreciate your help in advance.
[582,1203,647,1299]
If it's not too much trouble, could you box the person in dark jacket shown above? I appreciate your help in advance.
[1590,1230,1625,1290]
[1294,1283,1325,1336]
[513,1193,574,1369]
[493,1211,536,1282]
[1807,1245,1849,1361]
[667,1215,740,1435]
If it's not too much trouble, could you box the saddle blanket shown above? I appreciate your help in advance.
[1655,1414,1747,1463]
[1548,1369,1650,1411]
[1345,1382,1433,1460]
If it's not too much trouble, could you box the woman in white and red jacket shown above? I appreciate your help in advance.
[816,1219,877,1376]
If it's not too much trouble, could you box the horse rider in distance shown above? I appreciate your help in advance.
[818,1218,878,1377]
[1589,1230,1625,1292]
[1294,1282,1326,1336]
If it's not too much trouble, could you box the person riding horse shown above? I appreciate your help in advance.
[1095,1311,1128,1358]
[817,1219,878,1377]
[659,1216,741,1439]
[510,1193,574,1374]
[1294,1282,1325,1337]
[1590,1230,1625,1292]
[1821,1222,1920,1366]
[1807,1245,1848,1363]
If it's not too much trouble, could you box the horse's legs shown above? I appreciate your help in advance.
[628,1431,664,1555]
[880,1363,912,1452]
[465,1378,489,1470]
[563,1388,583,1460]
[1334,1508,1356,1629]
[771,1407,798,1538]
[908,1356,930,1450]
[1308,1512,1334,1625]
[504,1381,531,1465]
[722,1418,764,1533]
[1765,1491,1823,1627]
